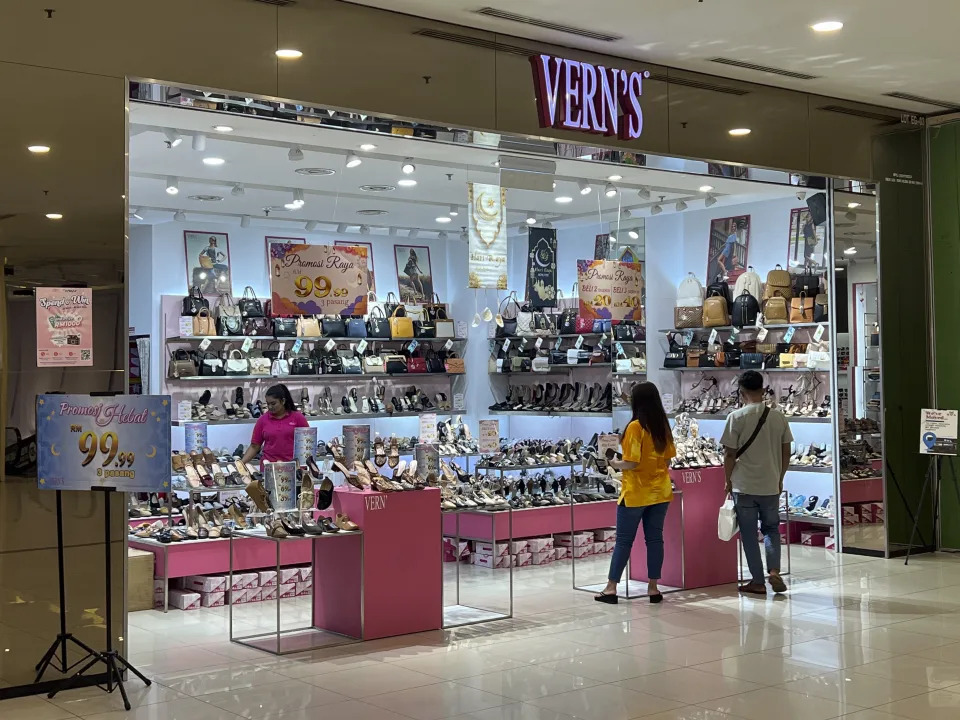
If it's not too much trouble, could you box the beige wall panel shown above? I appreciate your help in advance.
[808,95,895,180]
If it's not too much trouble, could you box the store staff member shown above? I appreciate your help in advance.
[241,384,308,465]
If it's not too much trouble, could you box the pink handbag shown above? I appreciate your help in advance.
[574,316,593,334]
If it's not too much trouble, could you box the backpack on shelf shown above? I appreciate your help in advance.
[676,272,705,308]
[702,291,729,328]
[733,266,763,301]
[763,265,792,301]
[762,293,790,323]
[731,290,760,327]
[706,275,732,309]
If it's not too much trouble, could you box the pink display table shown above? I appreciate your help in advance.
[629,467,738,590]
[320,487,441,640]
[441,500,616,540]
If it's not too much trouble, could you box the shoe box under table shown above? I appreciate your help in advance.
[441,499,617,541]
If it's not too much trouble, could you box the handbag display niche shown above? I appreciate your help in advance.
[271,351,290,376]
[320,354,343,375]
[363,354,385,373]
[224,349,249,376]
[248,349,271,376]
[739,352,763,369]
[168,349,198,378]
[574,315,593,334]
[297,315,322,337]
[366,306,391,338]
[789,292,814,323]
[181,286,209,316]
[199,351,225,376]
[273,317,297,337]
[321,315,346,337]
[516,301,536,337]
[238,286,264,318]
[407,350,427,373]
[389,305,414,339]
[346,317,367,338]
[192,308,216,336]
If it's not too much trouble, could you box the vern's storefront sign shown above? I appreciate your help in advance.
[531,54,649,140]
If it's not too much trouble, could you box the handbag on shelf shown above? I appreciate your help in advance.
[215,294,242,335]
[291,356,318,376]
[700,352,717,368]
[778,353,795,368]
[363,354,385,373]
[408,355,427,373]
[558,308,577,335]
[181,286,209,317]
[807,351,831,370]
[739,352,763,369]
[242,317,272,336]
[199,351,224,376]
[814,293,828,323]
[531,355,549,373]
[677,273,705,308]
[663,333,686,368]
[789,292,814,323]
[297,316,322,337]
[723,347,741,367]
[224,349,249,376]
[238,286,264,318]
[263,342,282,361]
[446,354,466,374]
[686,349,703,368]
[574,315,593,334]
[248,349,271,376]
[192,308,216,336]
[592,319,612,334]
[510,356,527,372]
[756,343,777,354]
[706,275,732,309]
[273,317,297,337]
[321,315,346,338]
[793,353,808,368]
[549,349,566,365]
[674,306,702,329]
[495,294,521,337]
[792,271,820,297]
[346,317,367,338]
[424,293,449,322]
[382,291,402,318]
[614,322,636,341]
[389,305,414,339]
[731,290,760,328]
[271,351,290,376]
[516,303,535,337]
[385,354,407,374]
[320,354,343,375]
[631,351,646,372]
[763,265,793,301]
[702,292,729,328]
[615,349,632,374]
[566,348,580,365]
[435,318,455,338]
[342,355,362,374]
[762,353,780,369]
[168,349,198,378]
[425,349,446,373]
[413,320,436,338]
[762,293,790,324]
[367,306,391,338]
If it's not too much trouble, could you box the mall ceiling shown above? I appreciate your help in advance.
[341,0,960,112]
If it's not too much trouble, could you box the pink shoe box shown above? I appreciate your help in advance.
[241,572,260,590]
[200,590,225,608]
[824,535,837,551]
[474,541,509,557]
[443,539,470,562]
[603,540,616,553]
[180,575,226,593]
[592,542,607,555]
[800,531,829,546]
[278,568,300,584]
[554,546,570,560]
[571,544,592,558]
[472,552,510,569]
[842,506,859,525]
[246,587,263,603]
[296,581,311,596]
[259,570,278,587]
[513,552,532,567]
[169,589,201,610]
[278,582,298,598]
[868,502,884,523]
[530,550,553,565]
[227,573,247,591]
[227,588,249,604]
[261,584,278,601]
[593,528,616,542]
[298,566,312,583]
[554,532,593,547]
[526,537,554,553]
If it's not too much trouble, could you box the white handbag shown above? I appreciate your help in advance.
[566,348,580,365]
[249,352,271,376]
[224,349,249,376]
[271,351,290,377]
[631,352,647,373]
[363,355,385,373]
[806,351,830,370]
[435,319,456,338]
[792,353,808,368]
[532,356,549,373]
[718,496,739,541]
[615,357,632,374]
[516,309,535,336]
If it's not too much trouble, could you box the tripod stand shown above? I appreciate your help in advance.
[48,487,151,710]
[34,490,100,682]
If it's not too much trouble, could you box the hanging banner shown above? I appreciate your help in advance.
[183,422,208,454]
[293,426,318,467]
[343,425,371,463]
[478,419,500,455]
[268,242,369,316]
[36,287,93,367]
[36,394,172,492]
[525,228,558,308]
[577,260,644,322]
[467,182,508,289]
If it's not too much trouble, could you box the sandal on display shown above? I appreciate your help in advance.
[374,437,387,467]
[335,513,359,531]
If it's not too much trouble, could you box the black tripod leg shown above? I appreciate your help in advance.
[48,652,102,699]
[106,656,131,711]
[114,653,152,686]
[34,638,60,677]
[905,461,933,565]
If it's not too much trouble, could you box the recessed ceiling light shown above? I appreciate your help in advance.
[847,202,861,208]
[45,213,63,220]
[526,213,537,225]
[295,167,335,176]
[188,194,223,202]
[844,247,857,255]
[699,185,714,193]
[357,209,388,216]
[28,145,50,153]
[835,266,845,272]
[607,174,623,181]
[360,184,396,192]
[275,48,303,59]
[401,158,416,174]
[628,230,639,240]
[811,20,843,32]
[578,180,592,195]
[729,128,752,136]
[604,183,618,197]
[555,196,574,204]
[213,125,234,133]
[345,153,362,168]
[436,216,452,224]
[359,143,377,151]
[397,179,417,187]
[202,157,225,166]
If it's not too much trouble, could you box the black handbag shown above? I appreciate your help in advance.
[217,314,242,336]
[740,353,763,369]
[385,355,407,374]
[425,349,446,373]
[367,306,391,338]
[495,295,520,338]
[243,317,272,336]
[792,272,820,297]
[320,354,343,374]
[413,320,435,338]
[762,353,780,368]
[181,286,209,316]
[558,308,577,335]
[424,293,448,321]
[706,275,732,308]
[291,357,318,375]
[199,351,225,376]
[263,342,281,361]
[382,291,402,318]
[273,318,297,337]
[549,349,566,364]
[346,317,367,338]
[731,290,760,328]
[663,332,687,368]
[614,322,637,341]
[321,315,346,337]
[238,286,264,319]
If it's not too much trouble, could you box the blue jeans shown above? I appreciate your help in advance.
[734,493,781,584]
[608,502,670,583]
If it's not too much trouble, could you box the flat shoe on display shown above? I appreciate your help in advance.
[335,513,359,531]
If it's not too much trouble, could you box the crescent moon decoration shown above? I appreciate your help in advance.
[145,446,157,458]
[50,444,59,457]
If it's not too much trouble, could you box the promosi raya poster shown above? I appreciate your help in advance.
[268,242,369,316]
[36,288,93,367]
[576,260,644,322]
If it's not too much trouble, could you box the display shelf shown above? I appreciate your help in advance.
[490,364,613,376]
[668,412,830,423]
[488,409,613,418]
[476,461,581,471]
[167,335,467,343]
[666,367,827,373]
[492,333,644,342]
[658,322,826,333]
[614,371,647,377]
[841,475,882,483]
[169,372,461,382]
[780,512,834,527]
[787,465,833,474]
[172,410,458,426]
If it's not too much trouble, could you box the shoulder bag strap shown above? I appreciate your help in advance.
[735,406,771,459]
[243,286,257,300]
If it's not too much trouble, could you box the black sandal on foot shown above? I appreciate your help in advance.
[594,591,618,605]
[649,593,663,604]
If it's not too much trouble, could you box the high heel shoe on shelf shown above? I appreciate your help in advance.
[265,516,289,538]
[374,437,387,467]
[387,437,400,468]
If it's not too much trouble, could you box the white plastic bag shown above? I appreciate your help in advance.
[718,495,739,541]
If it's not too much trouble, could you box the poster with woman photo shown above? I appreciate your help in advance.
[787,207,825,270]
[335,240,375,293]
[394,245,433,303]
[706,215,750,284]
[184,231,232,296]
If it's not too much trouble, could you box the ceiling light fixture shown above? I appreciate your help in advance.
[401,158,416,174]
[609,234,617,243]
[359,143,377,151]
[174,210,186,222]
[28,145,50,153]
[607,174,623,182]
[676,200,688,211]
[397,178,417,188]
[835,266,845,272]
[699,185,714,193]
[847,202,861,208]
[449,205,459,217]
[192,133,207,151]
[240,215,251,228]
[389,227,398,236]
[728,128,752,136]
[359,225,370,235]
[844,246,857,255]
[288,146,304,162]
[604,183,618,198]
[202,157,225,166]
[436,216,452,224]
[637,186,651,200]
[345,153,362,168]
[162,128,182,148]
[651,204,663,216]
[621,209,632,219]
[408,229,419,238]
[275,48,303,59]
[526,213,537,225]
[555,196,573,204]
[231,183,245,197]
[337,223,348,233]
[705,195,718,207]
[45,213,63,220]
[460,230,468,242]
[811,20,843,32]
[213,125,233,133]
[628,229,639,240]
[578,180,592,195]
[305,220,318,231]
[165,176,179,195]
[438,230,448,240]
[543,221,554,230]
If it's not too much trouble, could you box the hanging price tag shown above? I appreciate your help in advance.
[179,316,194,337]
[502,338,511,352]
[708,329,719,345]
[198,337,212,351]
[755,314,764,329]
[241,337,254,353]
[554,336,562,350]
[813,324,825,342]
[323,339,335,352]
[730,327,740,340]
[291,338,303,354]
[615,341,624,355]
[408,339,419,353]
[575,335,584,349]
[443,339,454,351]
[356,338,368,354]
[683,330,695,345]
[519,337,528,349]
[757,327,768,342]
[783,326,796,343]
[535,337,543,350]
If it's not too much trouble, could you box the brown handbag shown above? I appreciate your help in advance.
[674,306,702,329]
[445,353,465,374]
[789,292,814,323]
[192,308,216,336]
[686,349,703,367]
[702,293,729,327]
[763,293,789,323]
[763,264,793,300]
[297,316,321,337]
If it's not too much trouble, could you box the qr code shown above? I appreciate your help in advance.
[80,350,91,360]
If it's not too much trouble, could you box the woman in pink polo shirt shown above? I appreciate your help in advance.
[240,384,308,465]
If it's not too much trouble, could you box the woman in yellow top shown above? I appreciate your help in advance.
[596,382,676,604]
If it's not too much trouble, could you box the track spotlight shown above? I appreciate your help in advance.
[163,128,182,148]
[526,213,537,225]
[240,215,251,228]
[192,133,206,151]
[359,225,370,235]
[543,221,554,230]
[165,176,179,195]
[676,200,688,211]
[285,189,305,210]
[337,223,348,233]
[305,220,318,231]
[231,184,245,197]
[345,153,362,168]
[129,207,144,221]
[628,229,639,240]
[845,211,857,222]
[651,204,663,216]
[401,158,416,174]
[174,210,186,222]
[408,228,419,238]
[621,209,632,219]
[460,229,468,242]
[604,183,618,198]
[438,230,448,240]
[449,205,459,217]
[578,180,592,195]
[637,186,651,200]
[705,195,717,208]
[288,146,304,162]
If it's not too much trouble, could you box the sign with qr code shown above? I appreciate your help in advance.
[36,288,93,367]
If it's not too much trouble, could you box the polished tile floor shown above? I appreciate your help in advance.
[12,548,960,720]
